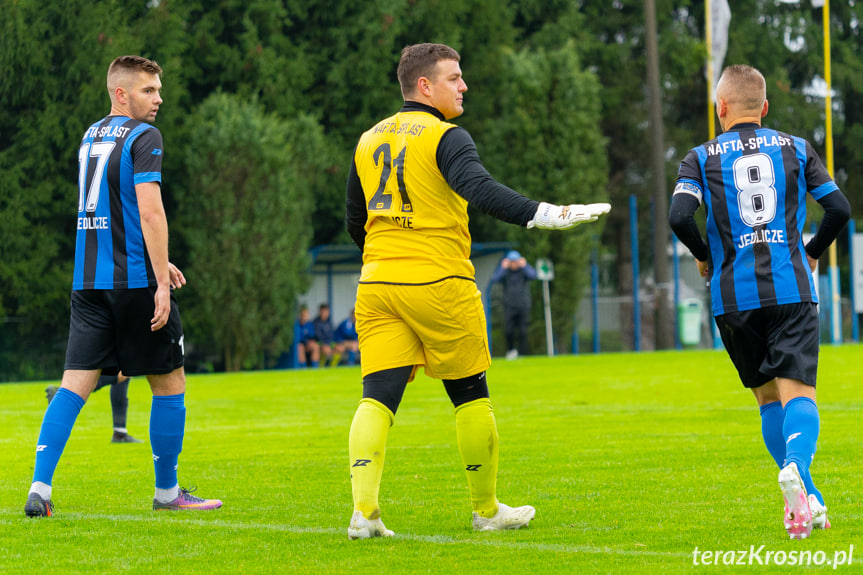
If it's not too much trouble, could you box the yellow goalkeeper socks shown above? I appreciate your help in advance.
[455,398,500,518]
[349,398,393,519]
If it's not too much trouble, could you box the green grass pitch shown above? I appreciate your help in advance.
[1,348,861,574]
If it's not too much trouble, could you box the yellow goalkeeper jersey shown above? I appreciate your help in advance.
[353,109,474,284]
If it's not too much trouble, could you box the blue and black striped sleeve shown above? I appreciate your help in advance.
[131,127,163,185]
[803,140,838,199]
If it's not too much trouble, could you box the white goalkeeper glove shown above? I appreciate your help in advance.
[526,202,611,230]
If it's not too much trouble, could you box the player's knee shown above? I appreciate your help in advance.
[443,372,490,407]
[362,366,413,415]
[147,368,185,396]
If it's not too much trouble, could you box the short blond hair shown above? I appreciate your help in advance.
[716,65,766,112]
[107,55,162,94]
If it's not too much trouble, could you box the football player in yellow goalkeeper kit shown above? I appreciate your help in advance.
[344,42,610,539]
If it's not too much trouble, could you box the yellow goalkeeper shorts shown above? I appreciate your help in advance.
[356,278,491,380]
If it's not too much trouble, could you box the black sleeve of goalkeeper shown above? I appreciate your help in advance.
[345,151,368,251]
[436,127,539,227]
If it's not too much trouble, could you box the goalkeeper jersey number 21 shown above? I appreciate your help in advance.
[353,109,475,285]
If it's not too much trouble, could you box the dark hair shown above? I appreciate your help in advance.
[108,55,162,78]
[397,43,460,98]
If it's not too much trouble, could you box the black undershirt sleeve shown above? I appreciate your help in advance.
[668,193,709,261]
[437,127,539,226]
[805,189,851,260]
[345,150,368,251]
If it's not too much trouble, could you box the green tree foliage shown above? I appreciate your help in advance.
[829,2,863,207]
[577,1,704,253]
[0,0,136,379]
[482,42,608,351]
[721,1,863,216]
[5,0,863,379]
[178,93,326,371]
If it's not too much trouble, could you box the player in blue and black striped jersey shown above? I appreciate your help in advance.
[25,55,221,518]
[669,65,850,540]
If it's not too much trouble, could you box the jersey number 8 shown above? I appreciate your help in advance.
[732,153,777,227]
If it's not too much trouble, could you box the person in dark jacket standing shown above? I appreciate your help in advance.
[490,251,537,360]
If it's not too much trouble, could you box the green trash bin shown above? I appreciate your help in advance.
[678,298,703,346]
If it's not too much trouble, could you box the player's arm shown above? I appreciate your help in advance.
[345,150,368,251]
[805,191,850,270]
[437,127,537,225]
[669,189,710,277]
[131,128,171,331]
[669,150,709,269]
[802,141,851,271]
[668,184,708,260]
[437,127,609,229]
[137,181,172,331]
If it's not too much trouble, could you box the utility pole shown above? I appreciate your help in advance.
[645,0,674,349]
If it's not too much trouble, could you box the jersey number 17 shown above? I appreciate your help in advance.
[78,141,116,212]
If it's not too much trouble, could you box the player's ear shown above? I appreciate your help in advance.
[114,86,127,105]
[417,76,432,97]
[715,97,728,119]
[761,99,769,118]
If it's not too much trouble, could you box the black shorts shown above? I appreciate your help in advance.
[715,302,819,388]
[64,288,184,377]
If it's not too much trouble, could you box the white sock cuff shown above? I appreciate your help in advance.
[154,484,180,503]
[30,481,52,500]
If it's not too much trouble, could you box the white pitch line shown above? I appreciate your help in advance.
[0,513,688,558]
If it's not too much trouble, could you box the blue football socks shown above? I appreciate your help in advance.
[32,388,86,486]
[150,394,186,489]
[759,401,786,468]
[783,396,823,506]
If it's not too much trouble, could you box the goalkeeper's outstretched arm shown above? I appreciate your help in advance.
[438,126,610,229]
